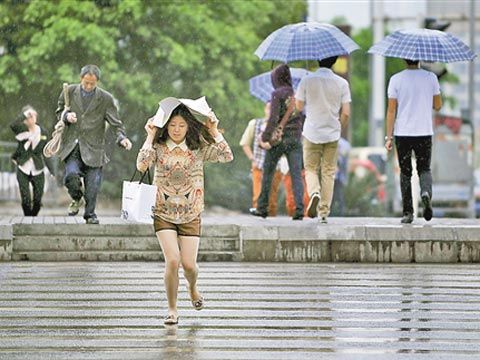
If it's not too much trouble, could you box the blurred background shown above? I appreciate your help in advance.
[0,0,478,218]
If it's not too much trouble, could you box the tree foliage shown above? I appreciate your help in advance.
[350,27,406,146]
[0,0,307,210]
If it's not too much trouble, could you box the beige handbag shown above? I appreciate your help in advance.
[43,83,69,158]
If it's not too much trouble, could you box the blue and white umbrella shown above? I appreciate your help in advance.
[249,68,310,103]
[254,22,360,63]
[368,28,476,63]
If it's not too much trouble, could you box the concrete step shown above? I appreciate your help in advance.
[12,236,239,252]
[11,250,242,262]
[11,223,240,237]
[3,216,480,262]
[9,221,241,261]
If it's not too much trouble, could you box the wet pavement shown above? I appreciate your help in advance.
[0,262,480,359]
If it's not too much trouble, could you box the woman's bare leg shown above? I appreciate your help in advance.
[156,230,181,317]
[178,236,201,301]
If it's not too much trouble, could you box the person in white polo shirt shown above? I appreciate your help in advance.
[385,59,442,224]
[295,56,351,223]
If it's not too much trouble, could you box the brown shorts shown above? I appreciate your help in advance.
[154,216,201,237]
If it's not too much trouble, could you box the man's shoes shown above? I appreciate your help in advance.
[306,193,320,218]
[86,215,100,225]
[68,198,84,216]
[251,210,267,219]
[292,213,303,221]
[320,216,328,224]
[421,191,433,221]
[400,213,414,224]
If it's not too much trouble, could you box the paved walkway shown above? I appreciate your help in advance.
[1,262,480,359]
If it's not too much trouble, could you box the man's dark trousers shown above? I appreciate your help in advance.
[64,145,102,220]
[395,136,433,216]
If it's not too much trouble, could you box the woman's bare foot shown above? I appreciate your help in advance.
[187,283,201,301]
[164,310,179,325]
[186,282,204,310]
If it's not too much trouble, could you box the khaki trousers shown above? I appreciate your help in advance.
[303,138,339,217]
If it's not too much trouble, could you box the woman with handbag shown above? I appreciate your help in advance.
[10,106,54,216]
[251,64,305,220]
[136,100,233,325]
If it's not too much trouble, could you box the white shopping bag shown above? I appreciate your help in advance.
[121,180,157,224]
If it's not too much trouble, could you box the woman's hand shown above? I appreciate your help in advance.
[24,109,37,121]
[144,118,158,138]
[385,139,393,152]
[259,140,272,150]
[205,111,220,137]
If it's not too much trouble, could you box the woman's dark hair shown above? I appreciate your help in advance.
[318,56,338,68]
[154,104,215,150]
[405,59,419,66]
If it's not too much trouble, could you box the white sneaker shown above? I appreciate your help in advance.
[67,198,84,216]
[307,193,320,218]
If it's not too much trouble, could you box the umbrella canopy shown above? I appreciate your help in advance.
[254,22,360,63]
[368,28,476,63]
[249,68,310,103]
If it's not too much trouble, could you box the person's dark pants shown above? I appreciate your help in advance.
[395,136,432,216]
[64,146,103,220]
[332,179,345,216]
[16,169,45,216]
[257,138,304,216]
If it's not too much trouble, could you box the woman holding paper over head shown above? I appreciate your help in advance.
[136,97,233,325]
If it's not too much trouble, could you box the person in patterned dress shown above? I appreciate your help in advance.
[137,102,233,325]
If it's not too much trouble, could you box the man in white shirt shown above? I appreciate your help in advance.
[295,56,351,223]
[385,59,442,224]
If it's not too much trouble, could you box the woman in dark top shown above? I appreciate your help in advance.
[10,106,53,216]
[252,64,305,220]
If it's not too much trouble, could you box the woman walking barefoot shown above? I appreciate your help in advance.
[136,101,233,325]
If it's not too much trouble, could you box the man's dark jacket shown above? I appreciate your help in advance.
[55,84,127,167]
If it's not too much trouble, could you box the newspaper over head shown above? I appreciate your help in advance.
[152,96,219,128]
